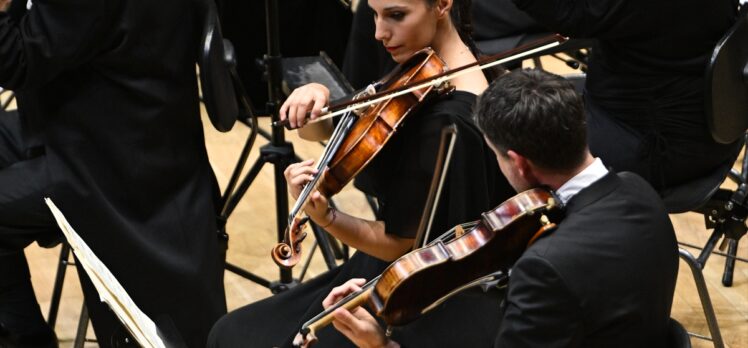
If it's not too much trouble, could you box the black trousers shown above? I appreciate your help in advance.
[586,98,743,191]
[0,109,58,252]
[0,108,59,337]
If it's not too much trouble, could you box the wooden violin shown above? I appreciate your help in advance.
[293,187,564,347]
[271,48,453,269]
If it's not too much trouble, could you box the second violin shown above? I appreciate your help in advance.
[293,187,564,347]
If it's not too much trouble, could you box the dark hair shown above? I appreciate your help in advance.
[425,0,503,79]
[473,69,587,172]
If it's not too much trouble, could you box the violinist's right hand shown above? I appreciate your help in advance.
[322,279,400,348]
[322,278,367,309]
[280,83,330,129]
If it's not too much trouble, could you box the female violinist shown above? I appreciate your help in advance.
[208,0,512,346]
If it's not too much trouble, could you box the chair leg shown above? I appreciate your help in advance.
[696,228,724,268]
[48,243,72,329]
[679,248,724,348]
[721,238,739,286]
[73,303,89,348]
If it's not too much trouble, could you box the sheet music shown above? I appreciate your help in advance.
[45,198,167,348]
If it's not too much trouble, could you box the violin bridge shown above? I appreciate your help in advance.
[434,79,454,95]
[455,225,466,238]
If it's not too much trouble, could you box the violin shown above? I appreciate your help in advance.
[271,47,454,269]
[293,187,564,347]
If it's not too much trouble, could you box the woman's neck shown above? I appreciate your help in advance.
[431,23,488,95]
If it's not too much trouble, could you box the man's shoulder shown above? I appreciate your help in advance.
[528,171,673,259]
[571,171,666,214]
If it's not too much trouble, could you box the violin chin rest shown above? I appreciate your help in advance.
[292,330,316,348]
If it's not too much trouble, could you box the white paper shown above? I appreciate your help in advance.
[45,198,167,348]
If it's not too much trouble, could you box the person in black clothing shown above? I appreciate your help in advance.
[207,0,513,347]
[0,1,226,347]
[320,69,679,347]
[511,0,742,190]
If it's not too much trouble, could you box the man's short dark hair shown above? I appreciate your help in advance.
[474,69,587,172]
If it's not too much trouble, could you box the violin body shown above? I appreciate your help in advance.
[317,48,453,196]
[370,187,563,326]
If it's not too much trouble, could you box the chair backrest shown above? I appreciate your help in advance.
[667,318,692,348]
[705,5,748,144]
[197,0,238,133]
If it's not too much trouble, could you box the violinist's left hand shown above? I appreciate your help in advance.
[322,279,400,348]
[283,159,330,224]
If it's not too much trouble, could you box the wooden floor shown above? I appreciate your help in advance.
[14,58,748,347]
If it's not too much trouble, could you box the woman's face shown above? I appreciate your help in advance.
[368,0,441,63]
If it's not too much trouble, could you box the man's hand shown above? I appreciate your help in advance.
[322,279,400,348]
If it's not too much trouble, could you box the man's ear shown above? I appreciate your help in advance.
[507,150,540,184]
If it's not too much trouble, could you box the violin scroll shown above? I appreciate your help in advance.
[271,217,309,269]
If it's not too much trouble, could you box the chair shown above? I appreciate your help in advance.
[46,243,91,348]
[658,5,748,348]
[667,318,692,348]
[197,0,238,133]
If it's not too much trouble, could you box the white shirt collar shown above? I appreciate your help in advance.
[555,158,608,205]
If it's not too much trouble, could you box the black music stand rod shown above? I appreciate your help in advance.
[264,0,295,288]
[220,0,347,292]
[228,0,294,290]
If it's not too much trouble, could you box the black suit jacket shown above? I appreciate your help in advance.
[0,1,225,347]
[495,172,678,347]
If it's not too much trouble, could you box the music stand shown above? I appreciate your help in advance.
[213,0,348,293]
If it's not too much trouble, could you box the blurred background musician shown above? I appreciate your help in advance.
[511,0,743,191]
[0,0,226,346]
[207,0,513,346]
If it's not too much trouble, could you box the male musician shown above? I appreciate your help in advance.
[321,69,679,347]
[0,1,225,347]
